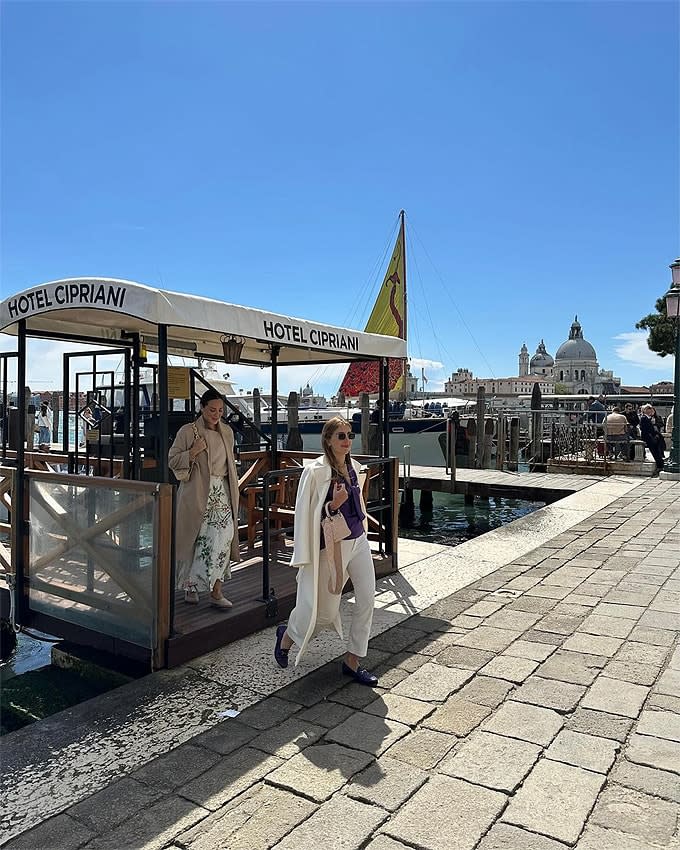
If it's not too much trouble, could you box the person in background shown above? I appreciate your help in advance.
[274,417,378,686]
[640,404,665,474]
[168,389,240,608]
[623,402,640,437]
[604,406,631,459]
[37,402,52,446]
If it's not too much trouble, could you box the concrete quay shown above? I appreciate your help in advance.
[1,474,679,849]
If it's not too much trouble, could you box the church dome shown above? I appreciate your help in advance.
[555,317,597,361]
[530,339,554,368]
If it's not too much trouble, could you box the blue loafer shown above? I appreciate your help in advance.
[274,624,289,669]
[342,662,379,687]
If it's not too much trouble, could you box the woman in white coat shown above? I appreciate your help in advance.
[168,389,240,609]
[274,417,378,686]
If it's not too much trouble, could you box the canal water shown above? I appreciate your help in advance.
[399,491,545,547]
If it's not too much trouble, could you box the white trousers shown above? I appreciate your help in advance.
[287,533,375,659]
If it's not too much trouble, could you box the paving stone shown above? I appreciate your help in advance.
[604,659,660,686]
[511,676,586,712]
[383,774,507,850]
[578,614,635,638]
[383,728,456,769]
[534,612,587,635]
[652,589,680,612]
[236,695,304,728]
[391,662,473,702]
[369,625,427,653]
[452,626,521,653]
[435,645,496,670]
[274,794,387,850]
[326,711,410,756]
[178,747,283,811]
[537,649,607,685]
[78,795,209,850]
[503,639,556,662]
[482,610,541,632]
[592,602,646,620]
[363,693,435,727]
[365,837,411,850]
[656,667,680,696]
[481,701,563,746]
[465,600,506,618]
[265,742,373,801]
[576,824,668,850]
[422,697,492,736]
[368,665,409,689]
[649,693,680,713]
[553,602,593,618]
[175,782,316,850]
[68,775,167,832]
[297,701,356,728]
[438,730,541,792]
[506,596,556,614]
[275,666,346,707]
[565,707,634,742]
[636,708,680,742]
[525,584,572,600]
[603,589,658,606]
[521,629,568,646]
[248,716,326,758]
[581,675,649,718]
[628,625,677,646]
[614,640,671,666]
[563,593,600,607]
[331,681,390,710]
[590,784,680,845]
[476,823,572,850]
[390,651,429,672]
[344,755,428,811]
[407,633,460,657]
[639,609,680,631]
[451,614,486,630]
[545,729,619,773]
[626,732,680,775]
[192,718,259,755]
[480,655,539,683]
[501,758,605,844]
[561,632,622,657]
[456,675,514,708]
[2,814,94,850]
[611,758,680,803]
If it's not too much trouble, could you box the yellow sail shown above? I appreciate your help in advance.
[339,218,406,396]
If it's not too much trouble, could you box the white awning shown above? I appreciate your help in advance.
[0,277,406,366]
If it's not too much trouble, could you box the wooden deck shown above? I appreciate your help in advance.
[400,465,606,502]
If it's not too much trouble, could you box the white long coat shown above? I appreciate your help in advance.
[290,454,368,664]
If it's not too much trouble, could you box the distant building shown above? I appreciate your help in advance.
[650,380,673,394]
[444,368,553,400]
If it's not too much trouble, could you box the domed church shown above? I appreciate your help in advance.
[518,316,620,395]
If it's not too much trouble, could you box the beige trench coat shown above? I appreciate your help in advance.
[290,454,368,665]
[168,417,240,567]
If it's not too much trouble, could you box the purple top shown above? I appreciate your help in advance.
[321,463,365,549]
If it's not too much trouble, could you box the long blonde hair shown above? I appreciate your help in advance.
[322,417,352,481]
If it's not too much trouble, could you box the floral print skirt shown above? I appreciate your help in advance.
[182,476,234,592]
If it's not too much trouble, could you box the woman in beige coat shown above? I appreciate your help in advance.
[274,417,378,686]
[168,389,240,609]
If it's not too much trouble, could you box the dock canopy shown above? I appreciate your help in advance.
[0,277,407,366]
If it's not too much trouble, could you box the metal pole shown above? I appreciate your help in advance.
[15,320,27,620]
[270,346,279,470]
[667,320,680,474]
[261,474,271,601]
[381,358,389,457]
[157,325,169,483]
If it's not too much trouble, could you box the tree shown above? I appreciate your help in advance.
[553,383,569,394]
[636,296,677,357]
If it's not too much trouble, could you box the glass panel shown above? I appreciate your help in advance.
[28,478,157,647]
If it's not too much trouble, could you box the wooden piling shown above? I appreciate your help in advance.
[475,387,485,469]
[467,418,477,470]
[495,415,505,470]
[530,383,542,469]
[285,391,303,451]
[482,418,494,468]
[419,489,433,512]
[509,417,519,471]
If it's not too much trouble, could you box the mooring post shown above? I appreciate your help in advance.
[509,417,519,471]
[482,418,494,468]
[399,486,415,526]
[464,493,474,506]
[495,414,506,470]
[475,386,485,468]
[467,418,477,470]
[285,391,303,451]
[419,489,433,513]
[52,392,60,443]
[530,383,543,470]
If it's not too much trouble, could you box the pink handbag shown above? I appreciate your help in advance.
[321,503,351,595]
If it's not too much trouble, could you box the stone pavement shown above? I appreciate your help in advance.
[2,477,680,850]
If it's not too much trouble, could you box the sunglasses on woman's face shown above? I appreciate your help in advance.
[334,432,355,440]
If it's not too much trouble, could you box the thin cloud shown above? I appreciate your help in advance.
[409,357,444,371]
[613,331,671,372]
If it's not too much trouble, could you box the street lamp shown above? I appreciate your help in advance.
[662,258,680,477]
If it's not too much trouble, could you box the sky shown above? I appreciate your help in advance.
[1,0,678,396]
